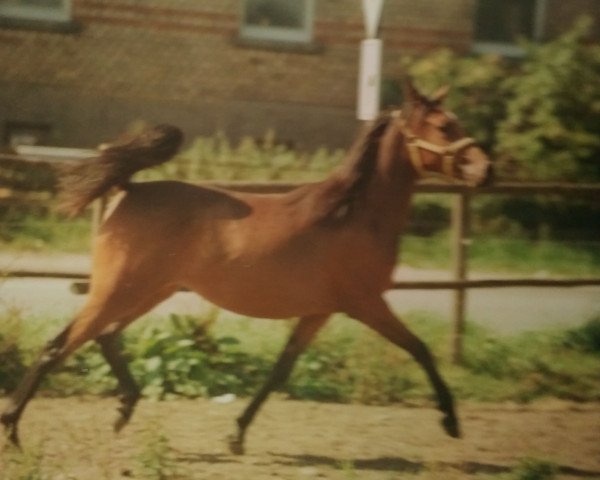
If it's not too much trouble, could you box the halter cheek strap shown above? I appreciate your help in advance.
[393,112,476,180]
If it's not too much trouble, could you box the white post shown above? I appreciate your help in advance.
[357,0,385,121]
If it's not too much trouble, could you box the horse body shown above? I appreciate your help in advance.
[2,81,491,453]
[93,181,403,321]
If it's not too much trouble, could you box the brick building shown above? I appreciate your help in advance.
[0,0,598,150]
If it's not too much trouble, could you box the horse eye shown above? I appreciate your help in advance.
[439,123,453,136]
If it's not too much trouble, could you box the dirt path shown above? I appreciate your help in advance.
[1,397,599,479]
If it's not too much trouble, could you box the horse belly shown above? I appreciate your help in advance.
[182,261,336,319]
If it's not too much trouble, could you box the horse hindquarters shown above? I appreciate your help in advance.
[1,263,177,446]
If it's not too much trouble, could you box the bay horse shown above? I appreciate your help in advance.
[1,81,490,454]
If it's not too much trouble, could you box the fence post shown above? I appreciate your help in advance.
[451,191,470,364]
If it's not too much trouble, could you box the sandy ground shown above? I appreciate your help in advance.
[1,397,599,479]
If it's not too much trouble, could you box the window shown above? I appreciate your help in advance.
[240,0,315,44]
[4,121,51,148]
[473,0,547,56]
[0,0,71,24]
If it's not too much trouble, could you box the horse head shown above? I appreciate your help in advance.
[395,80,492,186]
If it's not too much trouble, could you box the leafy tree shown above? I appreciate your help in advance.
[497,17,600,181]
[398,17,600,182]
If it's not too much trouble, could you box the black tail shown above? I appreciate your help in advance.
[58,124,183,217]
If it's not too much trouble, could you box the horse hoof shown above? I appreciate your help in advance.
[227,435,245,455]
[441,415,461,438]
[113,415,128,433]
[2,426,21,449]
[1,414,21,448]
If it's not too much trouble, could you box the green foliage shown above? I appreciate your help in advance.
[138,129,343,184]
[468,235,600,276]
[0,206,92,252]
[404,17,600,182]
[0,311,27,394]
[403,49,507,152]
[512,458,557,480]
[0,156,57,193]
[126,314,271,400]
[135,423,185,480]
[563,315,600,354]
[498,18,600,181]
[2,310,600,405]
[460,322,600,402]
[290,334,356,402]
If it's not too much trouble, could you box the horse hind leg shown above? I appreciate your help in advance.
[96,332,140,432]
[1,326,73,447]
[1,285,175,447]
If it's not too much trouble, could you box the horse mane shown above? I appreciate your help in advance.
[287,113,391,225]
[57,124,183,217]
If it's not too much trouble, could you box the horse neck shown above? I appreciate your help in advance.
[365,120,418,235]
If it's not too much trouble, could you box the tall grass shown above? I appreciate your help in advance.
[1,310,598,405]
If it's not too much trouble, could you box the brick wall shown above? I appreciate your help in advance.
[0,0,596,150]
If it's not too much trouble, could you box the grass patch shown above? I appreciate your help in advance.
[135,420,186,480]
[1,310,599,405]
[0,210,92,253]
[512,458,558,480]
[400,232,600,276]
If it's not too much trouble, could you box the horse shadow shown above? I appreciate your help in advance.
[268,453,600,478]
[172,448,600,478]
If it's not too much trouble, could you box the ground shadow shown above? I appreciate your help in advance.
[271,453,425,474]
[174,452,236,465]
[270,453,600,478]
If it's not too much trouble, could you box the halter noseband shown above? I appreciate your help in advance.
[392,111,477,179]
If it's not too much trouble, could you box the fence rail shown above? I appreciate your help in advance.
[2,152,600,363]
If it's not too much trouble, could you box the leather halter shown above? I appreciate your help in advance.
[391,111,477,179]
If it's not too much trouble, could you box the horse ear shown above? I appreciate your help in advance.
[402,77,424,105]
[431,85,450,103]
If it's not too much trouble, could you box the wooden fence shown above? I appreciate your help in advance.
[2,152,600,363]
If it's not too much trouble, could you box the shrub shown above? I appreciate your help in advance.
[404,17,600,183]
[563,315,600,354]
[513,458,557,480]
[497,17,600,182]
[0,313,27,394]
[126,314,272,399]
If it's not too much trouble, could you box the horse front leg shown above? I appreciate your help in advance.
[228,314,329,455]
[96,332,140,432]
[350,297,460,438]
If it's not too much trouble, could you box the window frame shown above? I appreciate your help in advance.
[0,0,72,24]
[239,0,315,45]
[472,0,548,56]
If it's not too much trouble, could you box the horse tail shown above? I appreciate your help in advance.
[57,124,184,217]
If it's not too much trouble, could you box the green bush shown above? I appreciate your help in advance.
[404,17,600,183]
[122,314,272,400]
[498,18,600,182]
[138,129,343,184]
[563,315,600,354]
[513,458,557,480]
[0,330,26,394]
[2,310,600,405]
